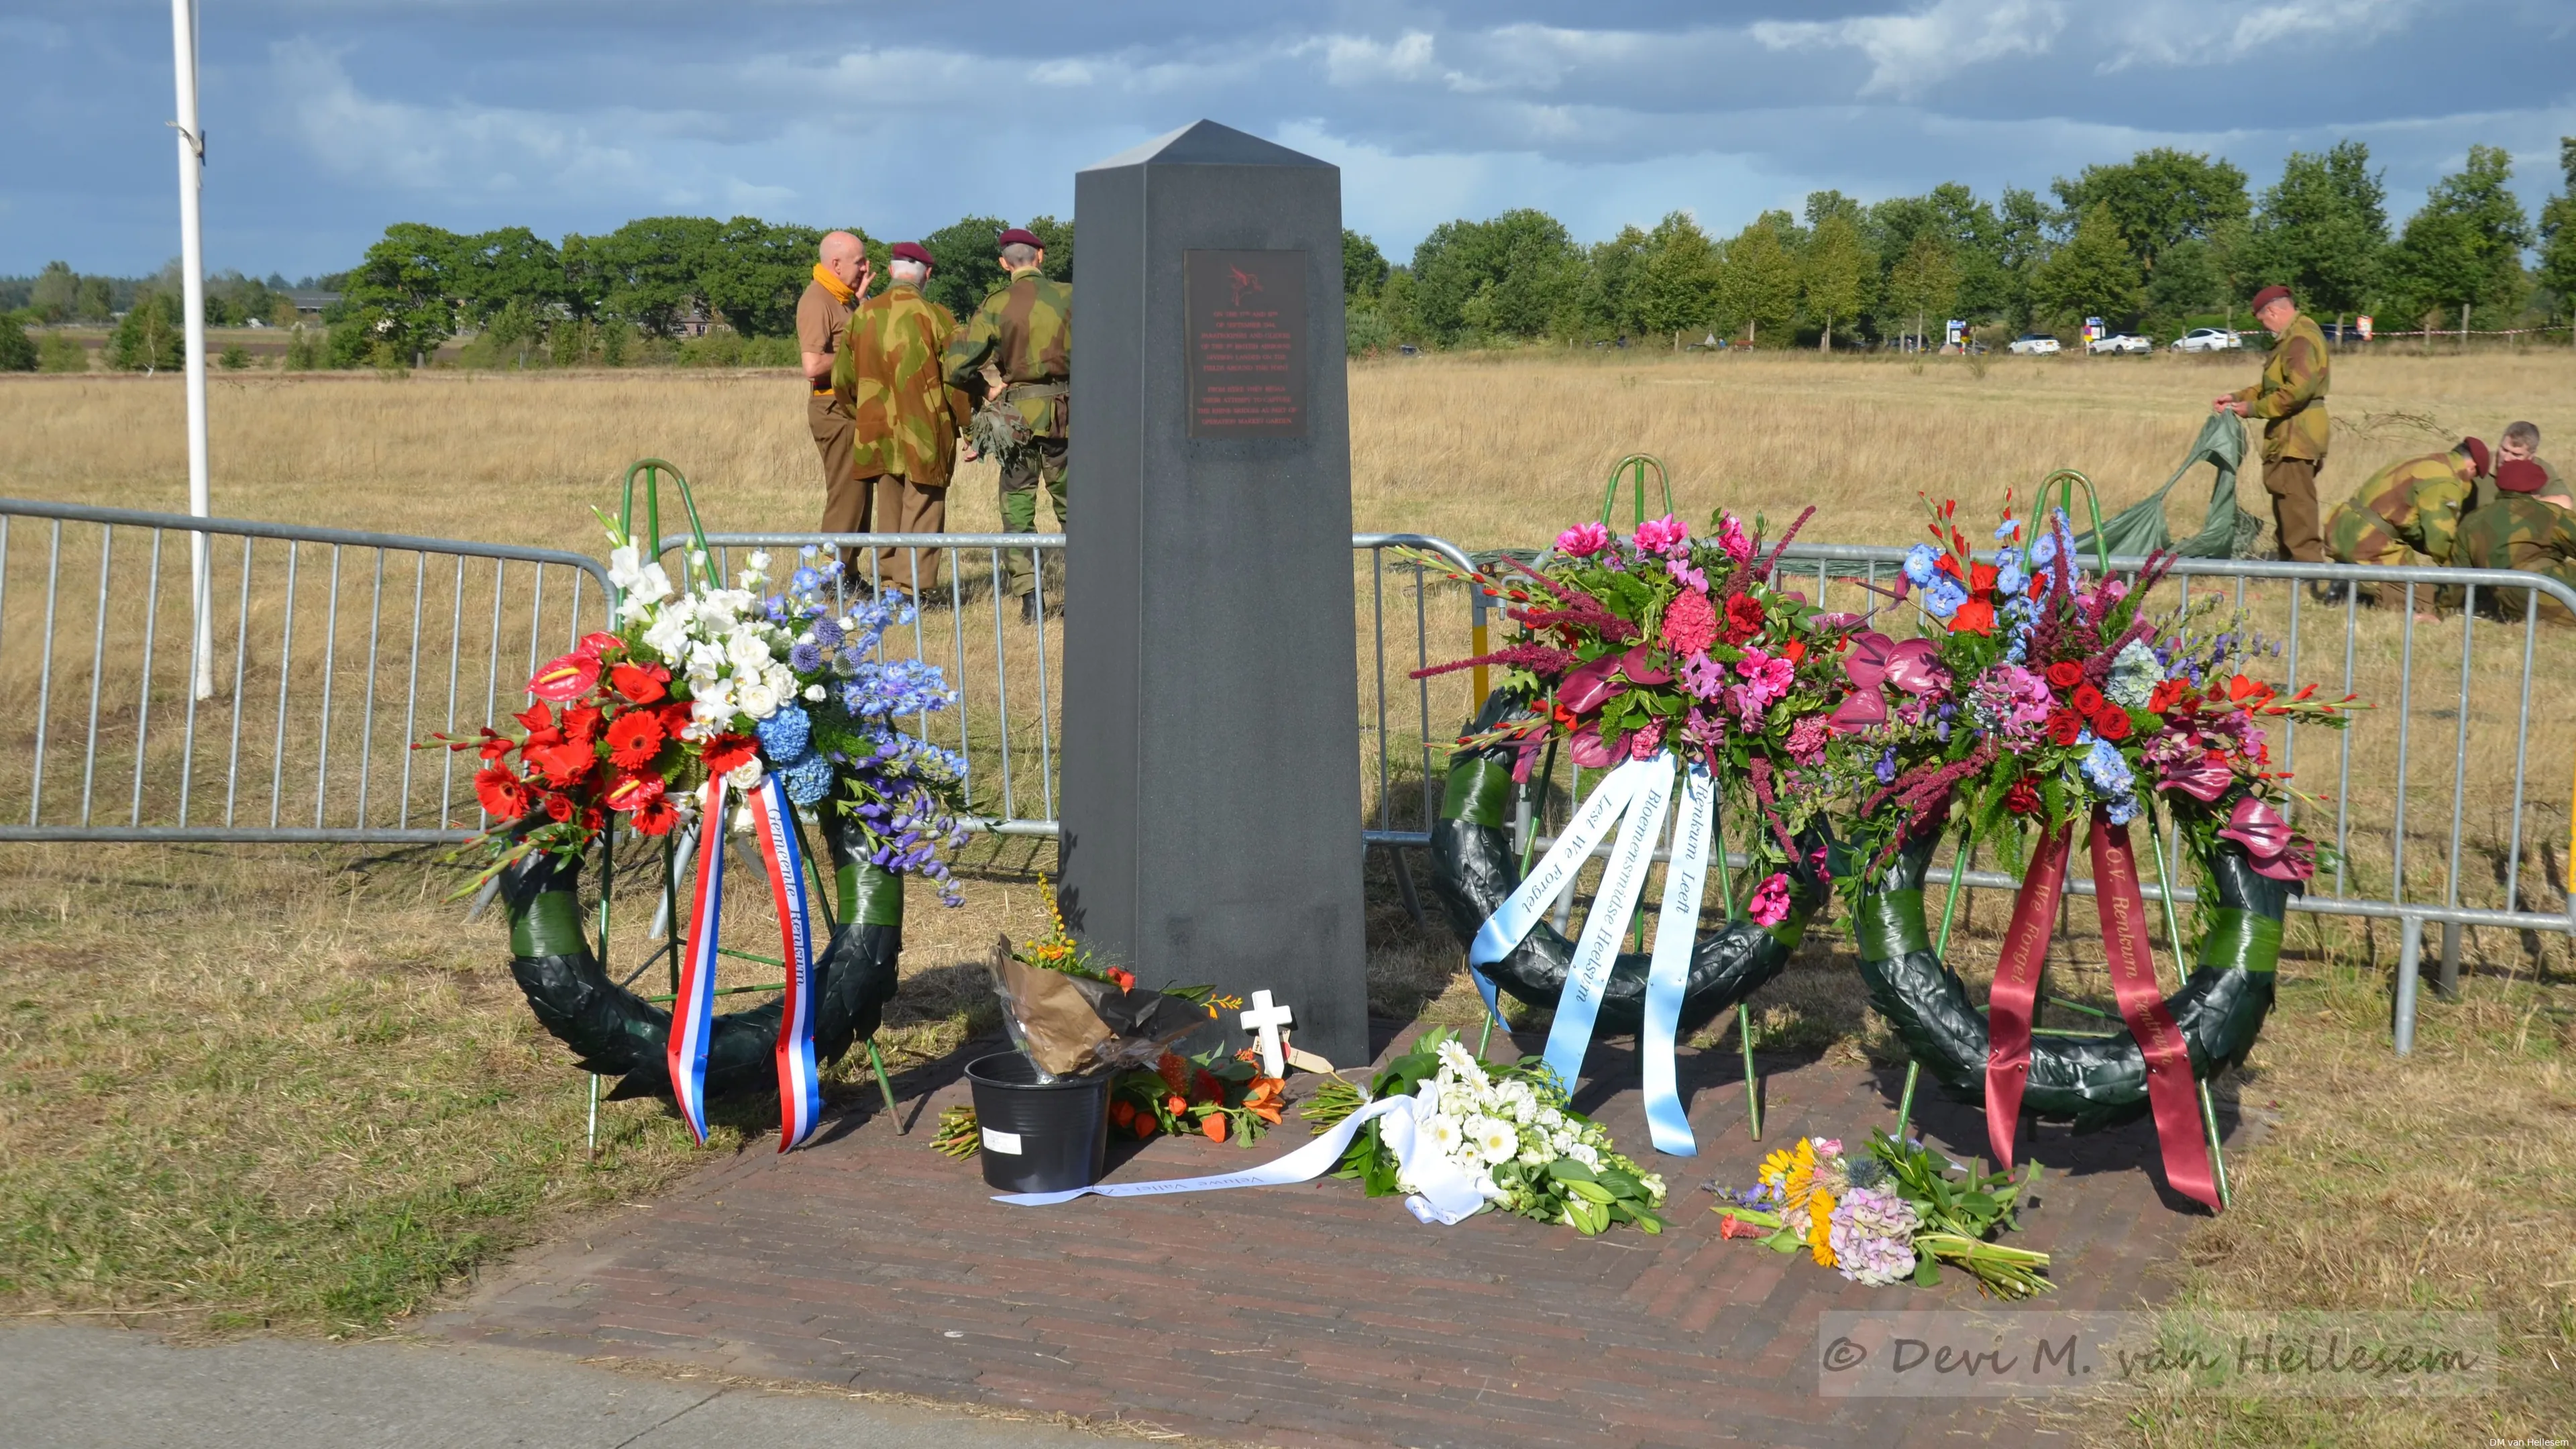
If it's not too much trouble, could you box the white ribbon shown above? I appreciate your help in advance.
[994,1091,1493,1226]
[1640,763,1715,1156]
[1538,754,1674,1091]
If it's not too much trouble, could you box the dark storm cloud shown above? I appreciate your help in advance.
[3,0,2569,276]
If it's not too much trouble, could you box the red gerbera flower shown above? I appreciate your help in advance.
[561,703,604,747]
[631,795,680,836]
[2045,661,2084,690]
[610,661,669,705]
[523,737,598,788]
[605,711,665,768]
[2071,682,2106,716]
[474,765,531,818]
[700,733,757,775]
[2094,707,2133,742]
[654,700,695,738]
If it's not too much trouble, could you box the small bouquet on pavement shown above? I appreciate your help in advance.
[1305,1030,1668,1236]
[1715,1131,2051,1298]
[987,881,1228,1079]
[1109,1048,1289,1146]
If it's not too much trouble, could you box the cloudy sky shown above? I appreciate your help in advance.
[3,0,2571,279]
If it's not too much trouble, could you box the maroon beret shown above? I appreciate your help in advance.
[2457,437,2490,478]
[2249,284,2293,311]
[887,241,934,268]
[2496,459,2547,494]
[996,227,1042,250]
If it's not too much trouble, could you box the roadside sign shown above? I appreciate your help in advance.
[2357,315,2373,341]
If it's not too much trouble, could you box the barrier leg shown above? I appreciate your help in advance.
[2394,916,2423,1055]
[2437,922,2461,1001]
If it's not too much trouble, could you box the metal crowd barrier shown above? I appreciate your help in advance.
[0,498,614,845]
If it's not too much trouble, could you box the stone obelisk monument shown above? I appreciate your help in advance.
[1058,121,1368,1068]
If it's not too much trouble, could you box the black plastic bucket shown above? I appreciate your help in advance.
[965,1051,1110,1193]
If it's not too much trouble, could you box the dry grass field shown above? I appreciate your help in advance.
[3,352,2573,1442]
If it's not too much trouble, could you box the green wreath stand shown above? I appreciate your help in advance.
[1852,819,2285,1137]
[499,802,903,1104]
[1426,690,1829,1044]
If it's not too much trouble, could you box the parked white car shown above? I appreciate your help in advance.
[2006,333,2061,356]
[2087,332,2151,355]
[2169,327,2243,354]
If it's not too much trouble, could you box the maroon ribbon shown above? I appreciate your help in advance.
[2088,816,2223,1211]
[1983,822,2071,1173]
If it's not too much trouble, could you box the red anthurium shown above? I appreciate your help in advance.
[604,771,665,814]
[529,651,602,702]
[575,631,623,660]
[610,661,669,704]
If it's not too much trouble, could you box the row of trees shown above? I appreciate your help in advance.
[331,215,1072,364]
[1344,139,2576,350]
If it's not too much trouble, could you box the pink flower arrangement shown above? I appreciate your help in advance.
[1634,513,1693,557]
[1717,514,1754,567]
[1786,716,1830,767]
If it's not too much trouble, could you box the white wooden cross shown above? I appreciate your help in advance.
[1238,989,1295,1078]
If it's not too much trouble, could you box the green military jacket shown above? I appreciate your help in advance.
[836,283,971,485]
[2473,456,2565,511]
[2233,313,2330,464]
[2457,492,2576,571]
[2345,451,2470,563]
[944,267,1072,439]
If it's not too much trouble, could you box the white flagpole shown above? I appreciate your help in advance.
[171,0,213,700]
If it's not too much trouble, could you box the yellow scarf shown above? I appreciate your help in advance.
[812,262,857,305]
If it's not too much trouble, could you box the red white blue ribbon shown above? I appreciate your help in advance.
[669,775,729,1144]
[749,775,824,1152]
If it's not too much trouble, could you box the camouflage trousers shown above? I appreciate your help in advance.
[2453,498,2576,625]
[996,435,1067,597]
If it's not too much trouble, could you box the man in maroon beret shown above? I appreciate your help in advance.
[837,240,972,596]
[2216,284,2334,585]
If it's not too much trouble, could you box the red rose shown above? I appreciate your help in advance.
[700,733,757,775]
[610,661,669,705]
[2045,661,2084,690]
[632,796,679,835]
[2094,706,2133,741]
[605,711,665,768]
[2004,776,2041,815]
[473,765,531,818]
[543,792,577,822]
[2071,682,2106,716]
[529,650,602,703]
[2047,709,2084,747]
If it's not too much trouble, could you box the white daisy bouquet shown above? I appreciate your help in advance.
[1304,1029,1668,1236]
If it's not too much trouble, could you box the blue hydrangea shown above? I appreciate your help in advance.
[755,704,811,761]
[2104,639,2162,710]
[1922,575,1969,619]
[2081,739,2134,798]
[2106,793,2141,826]
[1903,543,1942,586]
[779,751,837,806]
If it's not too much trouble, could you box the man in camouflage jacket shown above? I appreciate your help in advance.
[838,241,971,598]
[944,226,1069,620]
[2323,437,2489,610]
[2216,284,2331,573]
[2455,484,2576,626]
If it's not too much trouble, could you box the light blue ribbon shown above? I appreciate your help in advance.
[1640,763,1713,1157]
[1464,759,1647,1023]
[1538,754,1672,1097]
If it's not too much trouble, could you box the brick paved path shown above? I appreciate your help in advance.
[433,1026,2237,1448]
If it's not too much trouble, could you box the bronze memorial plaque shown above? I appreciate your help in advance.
[1184,249,1307,438]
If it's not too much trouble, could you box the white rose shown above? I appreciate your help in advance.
[642,611,693,659]
[727,759,765,789]
[1567,1142,1602,1171]
[726,631,772,672]
[737,680,781,719]
[1535,1106,1562,1129]
[804,684,826,702]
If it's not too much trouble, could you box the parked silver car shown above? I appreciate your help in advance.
[2169,327,2243,354]
[2006,333,2062,356]
[2087,332,2152,355]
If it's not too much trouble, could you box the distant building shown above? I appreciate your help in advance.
[284,290,341,315]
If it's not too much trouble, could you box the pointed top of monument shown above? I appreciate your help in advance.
[1081,120,1332,173]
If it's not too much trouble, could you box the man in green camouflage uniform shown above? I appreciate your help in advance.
[2215,284,2332,581]
[2322,438,2489,610]
[2454,483,2576,625]
[943,226,1069,623]
[839,241,972,599]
